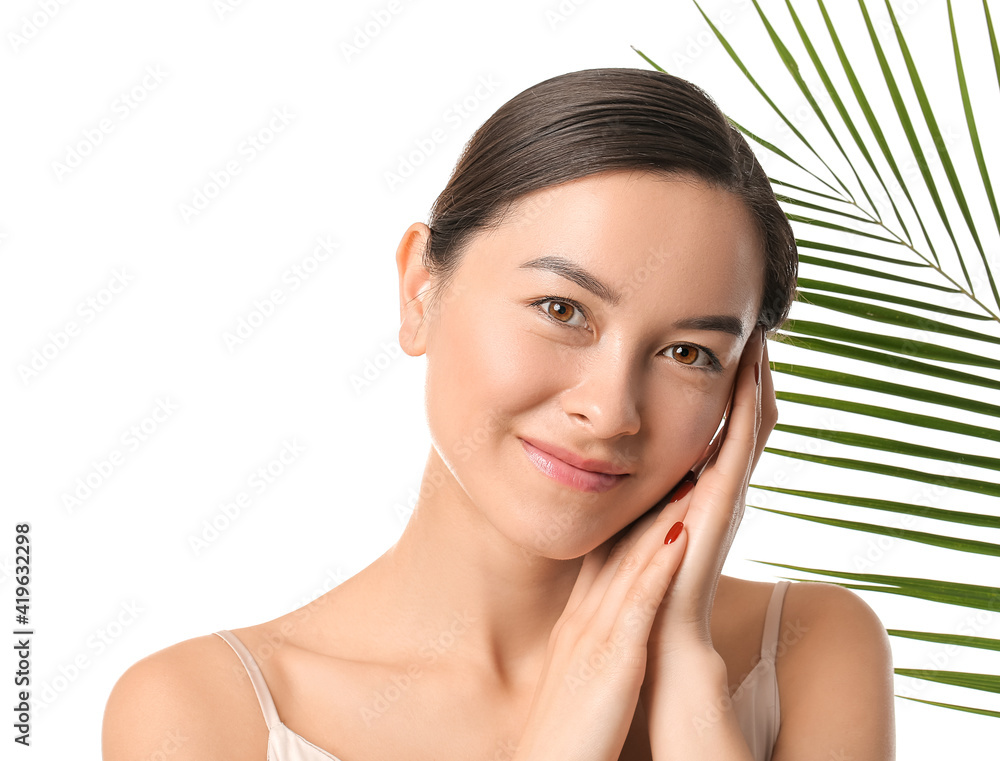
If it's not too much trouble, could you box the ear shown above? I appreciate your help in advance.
[396,222,434,357]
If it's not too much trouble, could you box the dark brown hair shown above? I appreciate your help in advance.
[423,67,797,333]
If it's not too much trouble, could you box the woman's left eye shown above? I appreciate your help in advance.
[532,298,588,328]
[667,344,718,369]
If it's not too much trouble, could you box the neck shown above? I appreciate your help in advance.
[348,447,586,692]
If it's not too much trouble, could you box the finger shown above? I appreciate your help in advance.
[749,337,776,475]
[560,537,616,620]
[590,508,689,635]
[699,325,763,496]
[608,522,689,650]
[561,507,662,623]
[569,493,683,628]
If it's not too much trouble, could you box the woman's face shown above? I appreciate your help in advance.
[403,169,765,559]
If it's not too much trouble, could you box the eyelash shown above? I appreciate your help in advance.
[527,296,723,372]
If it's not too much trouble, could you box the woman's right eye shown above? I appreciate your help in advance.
[532,298,589,329]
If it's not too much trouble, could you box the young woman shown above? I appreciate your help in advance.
[103,68,895,761]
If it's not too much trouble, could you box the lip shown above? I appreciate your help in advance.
[519,437,629,493]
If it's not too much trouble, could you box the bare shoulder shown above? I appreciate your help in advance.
[773,582,895,761]
[779,581,892,665]
[102,633,268,761]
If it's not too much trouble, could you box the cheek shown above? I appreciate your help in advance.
[650,379,732,472]
[424,301,544,467]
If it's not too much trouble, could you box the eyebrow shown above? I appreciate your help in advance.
[519,255,622,306]
[517,254,745,339]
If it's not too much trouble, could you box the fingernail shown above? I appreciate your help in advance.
[754,361,760,385]
[664,521,684,545]
[667,473,696,503]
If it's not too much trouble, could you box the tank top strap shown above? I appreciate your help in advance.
[214,629,282,730]
[760,580,791,662]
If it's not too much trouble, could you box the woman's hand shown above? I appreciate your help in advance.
[638,326,777,759]
[511,480,694,761]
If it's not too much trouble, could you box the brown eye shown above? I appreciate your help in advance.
[547,301,575,322]
[671,345,701,365]
[537,299,586,327]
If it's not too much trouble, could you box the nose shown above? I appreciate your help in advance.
[560,344,642,441]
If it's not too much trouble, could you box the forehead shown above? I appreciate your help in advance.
[465,170,765,321]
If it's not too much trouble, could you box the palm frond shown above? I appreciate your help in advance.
[635,0,1000,723]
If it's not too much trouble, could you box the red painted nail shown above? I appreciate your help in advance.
[664,521,684,545]
[754,362,760,385]
[667,476,696,503]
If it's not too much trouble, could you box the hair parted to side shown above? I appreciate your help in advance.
[423,67,797,333]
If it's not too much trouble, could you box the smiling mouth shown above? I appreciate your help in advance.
[519,438,629,493]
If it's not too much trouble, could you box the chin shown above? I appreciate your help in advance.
[487,483,626,564]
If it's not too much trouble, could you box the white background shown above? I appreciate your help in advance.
[2,0,999,758]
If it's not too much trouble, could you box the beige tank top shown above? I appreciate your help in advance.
[215,579,789,761]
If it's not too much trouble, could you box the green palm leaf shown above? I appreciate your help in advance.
[897,697,1000,719]
[750,507,1000,557]
[950,0,1000,307]
[887,629,1000,652]
[750,564,1000,612]
[750,486,1000,528]
[795,279,989,319]
[775,390,1000,441]
[894,670,1000,694]
[635,0,1000,727]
